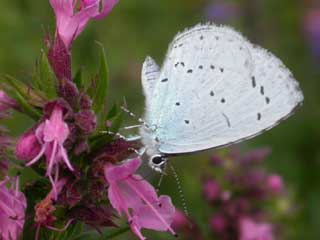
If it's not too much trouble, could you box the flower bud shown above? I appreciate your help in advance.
[15,128,42,162]
[79,93,93,110]
[75,110,97,135]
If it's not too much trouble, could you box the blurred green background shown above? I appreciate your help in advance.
[1,0,320,239]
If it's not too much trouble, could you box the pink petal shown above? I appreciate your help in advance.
[0,177,26,240]
[129,217,146,240]
[59,145,74,171]
[104,158,141,183]
[49,0,74,17]
[26,143,46,167]
[126,181,176,235]
[43,106,69,143]
[47,140,58,176]
[135,196,176,232]
[108,184,129,216]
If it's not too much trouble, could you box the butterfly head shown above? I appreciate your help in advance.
[149,154,167,173]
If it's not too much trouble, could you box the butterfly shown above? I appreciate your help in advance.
[133,23,303,172]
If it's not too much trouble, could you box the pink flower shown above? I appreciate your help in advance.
[26,104,73,199]
[202,178,221,202]
[104,158,176,240]
[0,177,27,240]
[50,0,119,49]
[266,175,284,194]
[0,90,17,112]
[239,217,274,240]
[209,214,227,233]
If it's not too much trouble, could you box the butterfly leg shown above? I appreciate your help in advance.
[100,130,141,142]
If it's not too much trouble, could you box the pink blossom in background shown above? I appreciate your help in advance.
[209,214,227,233]
[239,217,274,240]
[26,104,73,200]
[0,177,27,240]
[50,0,119,49]
[304,9,320,59]
[104,158,176,240]
[202,178,221,202]
[266,175,284,194]
[204,1,240,24]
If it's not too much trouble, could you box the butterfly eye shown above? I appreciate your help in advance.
[151,155,166,165]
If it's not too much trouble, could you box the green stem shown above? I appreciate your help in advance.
[103,226,130,239]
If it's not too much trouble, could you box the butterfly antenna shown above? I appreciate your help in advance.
[168,162,189,216]
[121,97,150,128]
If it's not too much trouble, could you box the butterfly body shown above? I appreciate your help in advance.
[139,23,303,171]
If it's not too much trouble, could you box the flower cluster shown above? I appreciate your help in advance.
[0,1,177,239]
[0,177,27,240]
[172,148,290,240]
[205,148,286,240]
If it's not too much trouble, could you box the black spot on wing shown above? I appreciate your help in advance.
[260,86,265,95]
[184,120,190,124]
[198,65,203,69]
[210,65,215,70]
[161,78,168,82]
[257,113,262,121]
[210,91,214,96]
[221,98,226,103]
[265,97,270,104]
[175,102,180,106]
[187,69,193,73]
[252,76,256,88]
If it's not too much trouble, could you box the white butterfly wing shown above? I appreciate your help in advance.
[144,24,303,154]
[141,56,161,115]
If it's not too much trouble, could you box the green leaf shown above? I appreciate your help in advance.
[8,165,43,188]
[74,68,84,90]
[0,75,44,120]
[92,42,109,117]
[1,75,47,107]
[34,50,58,99]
